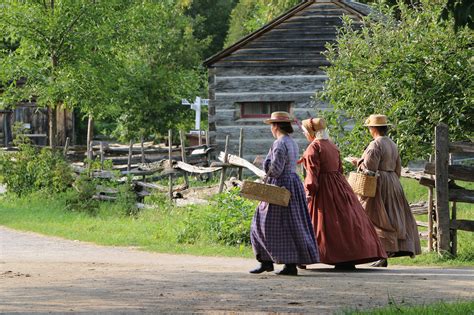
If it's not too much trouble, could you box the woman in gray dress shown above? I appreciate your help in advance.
[349,114,421,267]
[250,112,319,276]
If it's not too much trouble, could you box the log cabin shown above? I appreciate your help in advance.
[204,0,370,161]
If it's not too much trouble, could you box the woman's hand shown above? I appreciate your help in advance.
[344,156,359,166]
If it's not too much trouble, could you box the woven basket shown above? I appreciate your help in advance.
[240,180,291,207]
[348,171,377,197]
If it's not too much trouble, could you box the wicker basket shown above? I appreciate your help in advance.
[348,171,377,197]
[240,180,291,207]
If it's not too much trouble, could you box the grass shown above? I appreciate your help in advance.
[390,178,474,267]
[0,177,472,266]
[344,300,474,314]
[0,191,253,258]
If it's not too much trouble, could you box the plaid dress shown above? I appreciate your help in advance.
[250,136,320,264]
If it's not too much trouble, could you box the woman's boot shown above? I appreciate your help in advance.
[249,261,274,274]
[276,264,298,276]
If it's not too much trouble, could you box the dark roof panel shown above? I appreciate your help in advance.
[204,0,370,68]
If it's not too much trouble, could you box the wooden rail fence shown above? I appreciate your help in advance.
[419,123,474,256]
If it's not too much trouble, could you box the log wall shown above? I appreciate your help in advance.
[206,0,366,160]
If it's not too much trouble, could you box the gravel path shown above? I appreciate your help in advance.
[1,226,473,314]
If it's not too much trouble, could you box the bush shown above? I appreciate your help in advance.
[0,141,74,196]
[176,187,256,246]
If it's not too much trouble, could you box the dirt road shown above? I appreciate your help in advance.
[1,226,473,314]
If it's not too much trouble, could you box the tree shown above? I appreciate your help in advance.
[108,1,206,141]
[319,1,473,163]
[187,0,238,58]
[440,0,474,31]
[0,1,206,145]
[225,0,299,46]
[0,1,125,148]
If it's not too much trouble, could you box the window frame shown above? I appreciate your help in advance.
[239,101,292,119]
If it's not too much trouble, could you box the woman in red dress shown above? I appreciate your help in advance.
[299,118,386,270]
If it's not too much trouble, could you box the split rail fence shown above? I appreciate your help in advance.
[417,123,474,256]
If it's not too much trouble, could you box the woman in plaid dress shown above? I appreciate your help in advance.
[250,112,319,276]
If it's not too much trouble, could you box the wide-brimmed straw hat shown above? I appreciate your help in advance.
[364,114,392,127]
[263,111,294,124]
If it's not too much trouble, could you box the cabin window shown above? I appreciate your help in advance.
[240,102,291,118]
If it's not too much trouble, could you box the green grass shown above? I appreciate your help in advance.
[392,178,474,267]
[344,300,474,314]
[0,178,472,266]
[0,192,253,258]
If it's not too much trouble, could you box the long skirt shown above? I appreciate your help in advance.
[251,173,320,264]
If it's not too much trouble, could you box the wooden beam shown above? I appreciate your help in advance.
[450,219,474,232]
[218,152,266,178]
[449,141,474,154]
[174,161,222,174]
[449,188,474,203]
[435,123,450,254]
[425,163,474,182]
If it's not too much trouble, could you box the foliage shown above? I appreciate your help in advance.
[319,1,473,163]
[439,0,474,31]
[187,0,238,58]
[0,139,73,196]
[225,0,299,46]
[0,1,206,144]
[64,174,99,215]
[177,187,256,247]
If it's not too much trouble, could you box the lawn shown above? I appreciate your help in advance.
[0,178,472,267]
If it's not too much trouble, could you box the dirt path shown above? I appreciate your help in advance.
[0,226,473,314]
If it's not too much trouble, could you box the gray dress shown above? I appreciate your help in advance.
[358,136,421,256]
[250,135,320,264]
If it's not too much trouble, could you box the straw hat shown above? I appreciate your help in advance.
[302,117,326,132]
[363,114,392,127]
[263,111,294,124]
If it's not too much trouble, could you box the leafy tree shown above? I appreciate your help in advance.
[440,0,474,31]
[187,0,238,58]
[319,1,473,163]
[0,1,126,147]
[108,2,206,141]
[225,0,299,46]
[0,1,206,145]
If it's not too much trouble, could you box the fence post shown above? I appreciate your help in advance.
[168,129,173,200]
[63,137,70,158]
[179,130,189,187]
[100,141,105,170]
[238,128,244,180]
[449,153,457,256]
[427,154,434,251]
[435,123,450,255]
[218,135,229,193]
[127,140,133,172]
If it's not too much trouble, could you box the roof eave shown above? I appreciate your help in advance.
[203,0,314,67]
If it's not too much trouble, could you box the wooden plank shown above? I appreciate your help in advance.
[175,161,222,174]
[425,163,474,182]
[218,152,266,179]
[213,66,327,77]
[215,76,326,93]
[449,188,474,203]
[435,123,450,254]
[449,141,474,154]
[135,181,168,192]
[450,219,474,232]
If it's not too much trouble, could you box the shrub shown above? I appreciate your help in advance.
[176,187,256,246]
[0,141,73,196]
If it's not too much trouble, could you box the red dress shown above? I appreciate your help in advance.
[301,139,387,265]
